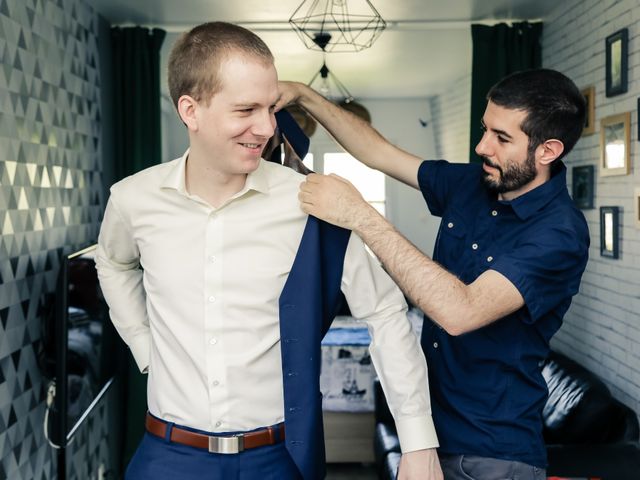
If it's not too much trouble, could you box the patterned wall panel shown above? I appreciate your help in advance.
[0,0,107,478]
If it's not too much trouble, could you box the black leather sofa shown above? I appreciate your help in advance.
[374,351,640,480]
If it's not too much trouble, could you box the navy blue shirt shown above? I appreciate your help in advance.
[418,160,589,468]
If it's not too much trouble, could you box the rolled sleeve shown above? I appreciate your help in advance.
[341,234,439,451]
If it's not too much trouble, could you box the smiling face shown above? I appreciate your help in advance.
[475,101,543,200]
[189,54,279,177]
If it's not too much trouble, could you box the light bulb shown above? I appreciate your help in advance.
[319,78,330,96]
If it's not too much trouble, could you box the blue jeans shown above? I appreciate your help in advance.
[126,431,302,480]
[438,454,546,480]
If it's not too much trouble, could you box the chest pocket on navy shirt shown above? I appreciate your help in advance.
[436,212,467,264]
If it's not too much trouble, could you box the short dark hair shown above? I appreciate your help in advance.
[487,69,586,162]
[168,22,274,109]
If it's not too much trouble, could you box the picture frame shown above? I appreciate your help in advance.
[635,188,640,228]
[572,165,594,209]
[600,206,619,259]
[605,28,628,97]
[581,86,595,135]
[599,112,630,176]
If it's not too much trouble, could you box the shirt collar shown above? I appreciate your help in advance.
[160,149,271,196]
[500,162,567,220]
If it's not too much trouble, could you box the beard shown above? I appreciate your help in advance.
[481,149,537,194]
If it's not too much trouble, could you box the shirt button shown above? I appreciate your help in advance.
[215,421,222,427]
[209,256,216,263]
[212,380,219,387]
[487,256,493,262]
[472,243,478,250]
[433,342,438,348]
[447,222,454,228]
[491,210,498,216]
[208,296,216,302]
[209,338,218,345]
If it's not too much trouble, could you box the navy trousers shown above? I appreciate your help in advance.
[126,430,303,480]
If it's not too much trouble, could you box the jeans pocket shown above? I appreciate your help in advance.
[459,455,514,480]
[457,456,478,480]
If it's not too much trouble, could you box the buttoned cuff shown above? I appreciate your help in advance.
[129,333,150,374]
[395,415,439,453]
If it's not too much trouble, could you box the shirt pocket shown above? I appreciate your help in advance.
[435,212,467,264]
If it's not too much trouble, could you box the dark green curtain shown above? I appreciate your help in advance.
[110,25,166,471]
[469,22,542,163]
[111,26,166,179]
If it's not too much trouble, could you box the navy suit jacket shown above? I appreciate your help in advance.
[279,216,352,480]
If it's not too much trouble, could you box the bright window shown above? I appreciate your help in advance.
[323,152,385,217]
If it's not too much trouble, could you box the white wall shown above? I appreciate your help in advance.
[429,74,472,162]
[543,0,640,415]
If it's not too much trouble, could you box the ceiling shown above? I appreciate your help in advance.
[90,0,560,99]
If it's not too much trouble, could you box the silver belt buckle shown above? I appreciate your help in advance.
[208,434,244,454]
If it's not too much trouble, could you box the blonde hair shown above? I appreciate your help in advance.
[168,22,274,109]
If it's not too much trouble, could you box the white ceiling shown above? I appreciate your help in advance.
[90,0,560,99]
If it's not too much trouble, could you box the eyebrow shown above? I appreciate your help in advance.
[481,118,514,140]
[233,95,282,109]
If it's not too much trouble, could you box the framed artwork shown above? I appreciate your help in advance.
[605,28,628,97]
[635,188,640,228]
[572,165,594,209]
[581,86,595,135]
[600,206,619,259]
[600,112,630,176]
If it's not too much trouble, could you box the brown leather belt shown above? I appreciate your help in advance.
[145,413,285,454]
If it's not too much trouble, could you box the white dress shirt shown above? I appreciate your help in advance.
[95,151,438,452]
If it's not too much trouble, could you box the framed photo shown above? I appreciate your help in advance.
[581,86,595,135]
[605,28,628,97]
[600,112,630,176]
[572,165,594,209]
[600,206,619,258]
[635,188,640,228]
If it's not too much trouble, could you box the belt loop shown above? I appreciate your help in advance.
[267,425,275,444]
[164,421,175,443]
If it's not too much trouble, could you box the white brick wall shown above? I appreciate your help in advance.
[544,0,640,416]
[429,74,471,162]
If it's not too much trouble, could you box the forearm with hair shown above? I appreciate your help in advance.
[354,205,476,336]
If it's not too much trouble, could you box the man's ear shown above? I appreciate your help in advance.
[537,139,564,166]
[177,95,199,131]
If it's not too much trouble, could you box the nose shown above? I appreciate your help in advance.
[475,131,492,158]
[253,109,276,139]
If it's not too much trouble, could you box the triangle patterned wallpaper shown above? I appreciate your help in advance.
[0,0,109,478]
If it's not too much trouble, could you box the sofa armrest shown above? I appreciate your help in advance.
[382,451,402,480]
[543,351,640,444]
[547,442,640,480]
